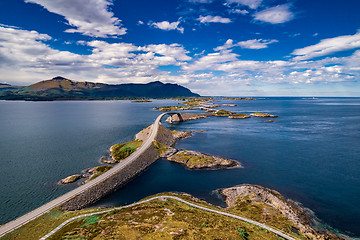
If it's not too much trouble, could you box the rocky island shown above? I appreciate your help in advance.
[229,113,251,119]
[251,112,279,118]
[168,150,240,169]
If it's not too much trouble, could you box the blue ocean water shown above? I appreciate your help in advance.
[0,98,359,237]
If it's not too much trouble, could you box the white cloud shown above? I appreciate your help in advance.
[253,4,294,24]
[138,20,144,25]
[229,9,249,15]
[1,25,359,96]
[214,38,278,51]
[292,31,360,60]
[150,21,184,33]
[24,0,126,38]
[237,39,278,49]
[226,0,262,9]
[198,15,232,24]
[0,26,192,85]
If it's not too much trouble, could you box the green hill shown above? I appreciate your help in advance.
[0,76,199,100]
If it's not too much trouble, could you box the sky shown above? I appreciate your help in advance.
[0,0,360,96]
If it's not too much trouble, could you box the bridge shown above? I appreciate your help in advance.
[160,112,183,123]
[0,112,170,237]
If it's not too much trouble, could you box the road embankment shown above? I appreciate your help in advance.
[60,124,175,211]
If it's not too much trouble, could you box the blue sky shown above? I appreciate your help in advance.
[0,0,360,96]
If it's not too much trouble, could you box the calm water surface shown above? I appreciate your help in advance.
[0,98,359,237]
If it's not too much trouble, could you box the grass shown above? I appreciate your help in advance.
[229,113,251,119]
[1,207,106,240]
[153,141,169,155]
[170,151,215,166]
[111,140,143,162]
[215,109,234,116]
[250,112,278,118]
[88,165,113,181]
[2,192,308,240]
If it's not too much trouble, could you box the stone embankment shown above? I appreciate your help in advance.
[222,184,341,240]
[60,124,175,211]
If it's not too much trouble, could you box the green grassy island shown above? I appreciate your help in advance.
[229,113,251,119]
[214,109,234,116]
[109,140,143,163]
[250,112,278,118]
[168,150,240,169]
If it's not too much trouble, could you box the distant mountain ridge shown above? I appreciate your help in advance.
[0,76,199,100]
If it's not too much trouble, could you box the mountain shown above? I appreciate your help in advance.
[0,76,199,100]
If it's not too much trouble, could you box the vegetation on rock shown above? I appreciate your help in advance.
[86,165,114,182]
[214,109,234,116]
[60,174,83,184]
[110,140,143,163]
[229,113,251,119]
[4,192,310,240]
[250,112,278,118]
[168,150,239,169]
[153,141,169,155]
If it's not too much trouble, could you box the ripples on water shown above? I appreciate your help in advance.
[0,98,359,237]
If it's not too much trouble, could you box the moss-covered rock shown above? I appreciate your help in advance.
[109,140,143,163]
[214,109,234,116]
[229,113,251,119]
[84,165,114,183]
[168,150,240,169]
[250,112,278,118]
[60,174,83,184]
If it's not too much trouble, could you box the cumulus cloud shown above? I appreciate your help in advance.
[1,25,359,95]
[237,39,278,49]
[229,9,249,15]
[198,15,232,24]
[0,26,192,85]
[292,31,360,60]
[226,0,262,9]
[24,0,126,38]
[214,38,278,51]
[253,4,294,24]
[150,21,184,33]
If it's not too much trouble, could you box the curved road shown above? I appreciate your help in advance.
[0,113,167,237]
[40,195,297,240]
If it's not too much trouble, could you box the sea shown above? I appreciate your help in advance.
[0,98,359,237]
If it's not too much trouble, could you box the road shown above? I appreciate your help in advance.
[40,195,297,240]
[0,113,167,237]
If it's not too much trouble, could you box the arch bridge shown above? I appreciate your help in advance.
[159,112,183,123]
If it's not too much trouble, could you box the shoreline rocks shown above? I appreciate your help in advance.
[171,130,193,141]
[222,184,342,240]
[60,174,84,184]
